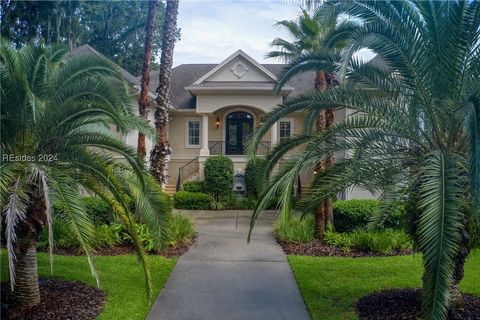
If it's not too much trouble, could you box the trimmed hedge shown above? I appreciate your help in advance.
[333,199,379,232]
[245,157,266,197]
[204,156,234,200]
[182,180,204,193]
[173,191,215,210]
[333,199,405,232]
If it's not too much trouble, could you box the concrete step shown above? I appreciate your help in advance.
[164,185,177,195]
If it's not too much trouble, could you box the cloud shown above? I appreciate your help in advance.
[171,0,374,66]
[172,0,300,66]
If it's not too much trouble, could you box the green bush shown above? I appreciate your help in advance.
[275,215,315,243]
[110,223,155,251]
[167,214,196,246]
[182,181,204,193]
[173,191,215,210]
[37,220,120,251]
[333,199,406,233]
[324,229,412,254]
[333,199,380,232]
[204,155,234,200]
[53,196,113,225]
[245,157,266,197]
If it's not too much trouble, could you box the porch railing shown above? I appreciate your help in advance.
[208,141,271,155]
[176,157,199,191]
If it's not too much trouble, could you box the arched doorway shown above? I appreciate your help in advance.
[225,111,253,155]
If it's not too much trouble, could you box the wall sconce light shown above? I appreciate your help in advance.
[216,116,220,129]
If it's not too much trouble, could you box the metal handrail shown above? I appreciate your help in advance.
[176,157,199,191]
[208,141,271,155]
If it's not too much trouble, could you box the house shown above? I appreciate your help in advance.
[72,45,373,199]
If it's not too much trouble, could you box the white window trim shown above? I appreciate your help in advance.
[185,117,201,148]
[278,118,294,139]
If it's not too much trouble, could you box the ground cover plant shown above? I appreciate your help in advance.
[0,251,176,320]
[289,250,480,320]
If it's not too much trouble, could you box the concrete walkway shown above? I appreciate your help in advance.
[147,211,310,320]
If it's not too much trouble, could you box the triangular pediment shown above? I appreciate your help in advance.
[193,50,278,84]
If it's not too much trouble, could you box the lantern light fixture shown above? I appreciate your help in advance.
[216,116,220,129]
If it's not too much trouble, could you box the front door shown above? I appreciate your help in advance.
[226,111,253,155]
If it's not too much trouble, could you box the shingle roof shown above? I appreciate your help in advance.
[145,63,315,110]
[70,45,140,87]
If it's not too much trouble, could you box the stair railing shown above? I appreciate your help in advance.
[176,157,199,191]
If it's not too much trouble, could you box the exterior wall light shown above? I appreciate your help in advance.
[216,116,220,129]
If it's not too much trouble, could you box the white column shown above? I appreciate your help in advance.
[271,121,278,146]
[200,114,210,156]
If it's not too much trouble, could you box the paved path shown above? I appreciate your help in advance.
[147,211,310,320]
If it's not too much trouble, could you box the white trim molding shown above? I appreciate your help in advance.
[185,117,201,148]
[278,117,294,140]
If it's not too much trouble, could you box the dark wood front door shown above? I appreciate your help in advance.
[226,112,253,155]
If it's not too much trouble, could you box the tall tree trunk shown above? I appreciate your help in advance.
[12,184,47,308]
[138,0,158,162]
[323,72,338,231]
[313,70,326,239]
[150,0,179,184]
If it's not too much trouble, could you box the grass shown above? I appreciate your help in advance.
[289,250,480,320]
[1,251,176,320]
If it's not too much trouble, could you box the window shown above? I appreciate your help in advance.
[279,119,293,141]
[186,119,200,147]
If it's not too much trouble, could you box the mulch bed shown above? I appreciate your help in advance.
[276,238,413,257]
[1,278,105,320]
[39,235,197,258]
[357,288,480,320]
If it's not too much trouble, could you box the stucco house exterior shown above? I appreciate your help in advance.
[73,45,372,199]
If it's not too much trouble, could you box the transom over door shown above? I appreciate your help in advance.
[226,111,253,155]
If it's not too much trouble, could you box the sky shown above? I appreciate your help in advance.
[172,0,300,66]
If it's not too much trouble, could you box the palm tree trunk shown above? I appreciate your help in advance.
[12,183,47,307]
[323,72,337,231]
[313,70,327,239]
[12,236,40,307]
[138,0,158,162]
[150,0,179,184]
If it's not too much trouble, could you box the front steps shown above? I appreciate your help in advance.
[164,185,177,195]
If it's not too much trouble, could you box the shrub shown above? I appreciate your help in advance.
[275,215,315,243]
[53,196,113,225]
[245,157,266,197]
[37,220,120,251]
[167,214,196,246]
[182,181,204,193]
[324,229,412,254]
[173,191,215,210]
[83,196,113,225]
[110,223,155,251]
[204,155,234,200]
[333,199,380,232]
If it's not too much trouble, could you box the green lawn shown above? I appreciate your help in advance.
[289,250,480,320]
[1,252,176,320]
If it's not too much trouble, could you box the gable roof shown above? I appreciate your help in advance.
[144,63,315,110]
[193,49,278,84]
[70,45,141,87]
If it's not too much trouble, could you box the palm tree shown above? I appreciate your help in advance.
[266,9,352,236]
[150,0,179,184]
[249,1,480,319]
[138,0,159,162]
[0,42,169,308]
